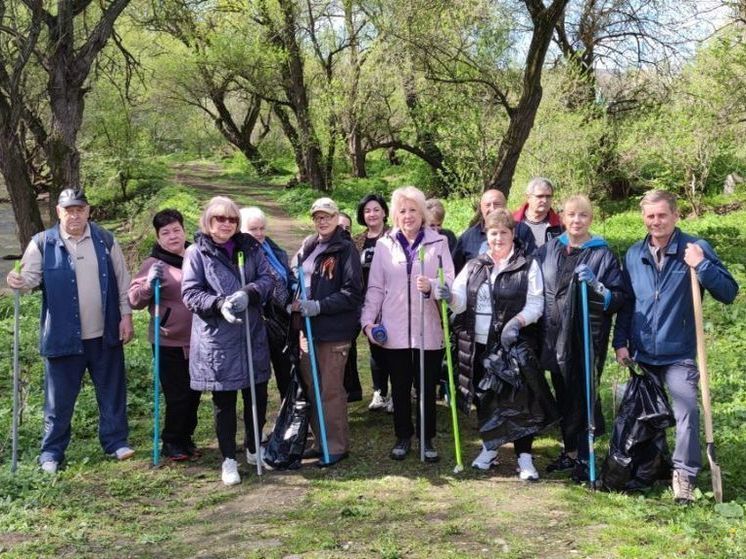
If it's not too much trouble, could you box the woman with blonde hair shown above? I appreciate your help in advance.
[361,186,454,461]
[537,194,626,482]
[182,196,275,485]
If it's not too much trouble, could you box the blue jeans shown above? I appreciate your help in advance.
[40,338,129,464]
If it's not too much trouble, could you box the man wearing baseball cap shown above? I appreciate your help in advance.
[291,197,363,466]
[7,187,135,473]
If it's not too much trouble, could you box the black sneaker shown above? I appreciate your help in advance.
[424,439,440,463]
[546,452,576,473]
[390,438,411,460]
[571,460,590,483]
[162,442,190,462]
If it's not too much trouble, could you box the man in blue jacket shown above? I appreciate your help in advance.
[6,188,135,474]
[452,189,507,273]
[613,189,738,504]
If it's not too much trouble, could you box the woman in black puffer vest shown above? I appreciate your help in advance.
[444,209,557,481]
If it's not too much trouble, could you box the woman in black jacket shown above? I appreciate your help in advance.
[537,194,626,481]
[291,197,363,467]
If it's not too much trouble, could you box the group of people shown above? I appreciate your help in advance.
[6,179,738,503]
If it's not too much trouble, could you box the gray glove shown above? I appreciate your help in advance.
[146,261,165,285]
[500,316,522,351]
[225,290,249,313]
[434,284,451,302]
[298,299,321,317]
[220,299,243,324]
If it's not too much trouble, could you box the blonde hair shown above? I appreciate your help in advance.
[484,208,515,231]
[640,189,678,213]
[390,186,432,229]
[426,198,446,224]
[562,194,593,216]
[199,196,241,234]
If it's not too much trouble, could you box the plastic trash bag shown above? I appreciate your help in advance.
[264,366,311,470]
[601,363,675,491]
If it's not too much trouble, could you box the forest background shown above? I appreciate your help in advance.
[1,0,746,557]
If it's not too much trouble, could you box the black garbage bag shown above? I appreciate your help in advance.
[476,341,559,450]
[601,365,675,491]
[264,366,312,470]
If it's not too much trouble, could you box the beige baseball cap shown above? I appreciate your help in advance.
[310,197,339,216]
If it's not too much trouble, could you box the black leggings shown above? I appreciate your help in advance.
[211,382,268,459]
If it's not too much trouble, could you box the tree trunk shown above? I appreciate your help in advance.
[344,0,367,178]
[349,131,367,177]
[0,133,45,249]
[486,0,570,197]
[273,104,308,183]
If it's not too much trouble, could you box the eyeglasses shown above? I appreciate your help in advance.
[212,215,239,224]
[313,214,335,223]
[531,194,553,199]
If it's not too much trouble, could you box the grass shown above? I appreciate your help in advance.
[1,159,745,558]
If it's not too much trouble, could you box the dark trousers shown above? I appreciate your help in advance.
[473,343,533,455]
[211,382,268,459]
[343,339,363,401]
[40,338,129,464]
[157,346,201,450]
[269,338,292,400]
[370,343,389,397]
[383,348,443,441]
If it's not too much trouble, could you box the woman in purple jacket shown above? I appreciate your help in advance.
[182,196,274,486]
[361,186,455,462]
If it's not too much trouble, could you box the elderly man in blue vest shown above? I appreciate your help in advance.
[6,188,135,473]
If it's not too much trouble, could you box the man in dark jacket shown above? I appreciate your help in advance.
[6,188,135,474]
[613,189,738,504]
[292,197,363,467]
[513,177,563,251]
[452,189,507,273]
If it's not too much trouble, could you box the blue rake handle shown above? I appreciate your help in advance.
[296,266,330,465]
[579,280,596,487]
[153,278,161,467]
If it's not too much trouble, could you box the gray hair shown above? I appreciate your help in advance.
[640,189,678,213]
[526,177,554,196]
[390,186,432,228]
[240,206,267,232]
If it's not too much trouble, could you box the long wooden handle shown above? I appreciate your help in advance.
[690,268,715,444]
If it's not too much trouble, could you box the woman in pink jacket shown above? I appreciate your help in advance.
[361,186,455,462]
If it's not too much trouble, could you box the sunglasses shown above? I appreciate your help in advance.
[212,215,239,224]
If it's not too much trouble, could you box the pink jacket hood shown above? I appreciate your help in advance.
[361,227,455,350]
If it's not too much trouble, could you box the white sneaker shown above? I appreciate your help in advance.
[517,453,539,481]
[368,390,386,410]
[385,396,394,414]
[41,460,59,474]
[221,458,241,486]
[245,447,273,470]
[471,445,499,470]
[109,446,135,460]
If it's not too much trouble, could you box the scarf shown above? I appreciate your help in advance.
[262,241,289,286]
[150,242,189,269]
[396,228,425,275]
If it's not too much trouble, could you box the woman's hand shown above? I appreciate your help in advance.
[415,275,431,294]
[364,324,383,346]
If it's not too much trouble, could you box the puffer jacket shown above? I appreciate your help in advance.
[294,226,363,343]
[182,232,274,391]
[361,227,454,350]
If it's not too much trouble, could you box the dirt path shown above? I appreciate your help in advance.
[171,161,307,252]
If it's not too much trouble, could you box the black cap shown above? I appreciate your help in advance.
[58,188,89,208]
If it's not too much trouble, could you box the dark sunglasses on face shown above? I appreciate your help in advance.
[212,215,239,224]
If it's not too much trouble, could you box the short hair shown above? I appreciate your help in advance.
[199,196,241,234]
[339,211,352,223]
[640,189,678,213]
[153,208,184,233]
[390,186,432,229]
[562,194,593,216]
[240,206,266,233]
[484,208,515,232]
[356,193,389,226]
[526,177,554,196]
[426,198,446,223]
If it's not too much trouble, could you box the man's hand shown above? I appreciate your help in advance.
[120,315,134,344]
[615,347,630,365]
[6,269,25,290]
[684,243,705,269]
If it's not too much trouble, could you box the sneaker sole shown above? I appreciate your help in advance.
[472,459,499,471]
